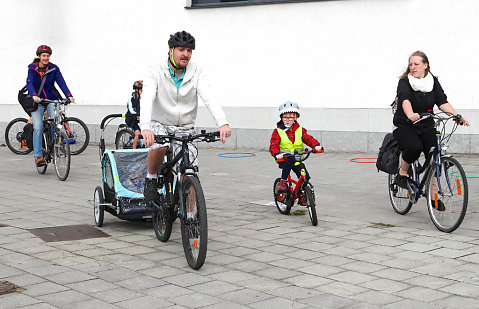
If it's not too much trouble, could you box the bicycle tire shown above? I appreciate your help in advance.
[63,117,89,155]
[5,118,32,155]
[180,176,208,270]
[304,184,318,226]
[388,153,413,215]
[115,128,135,149]
[426,156,468,233]
[36,132,48,174]
[94,186,105,227]
[153,198,173,242]
[53,131,71,181]
[273,178,293,214]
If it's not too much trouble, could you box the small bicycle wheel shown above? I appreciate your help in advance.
[5,118,31,155]
[153,198,173,242]
[180,176,208,270]
[388,153,413,215]
[304,184,318,226]
[273,178,293,214]
[115,128,135,149]
[63,117,90,155]
[94,186,105,227]
[53,131,71,181]
[426,157,468,233]
[36,132,48,174]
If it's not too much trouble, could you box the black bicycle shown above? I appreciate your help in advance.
[5,104,89,155]
[152,130,219,270]
[388,112,468,232]
[36,99,71,181]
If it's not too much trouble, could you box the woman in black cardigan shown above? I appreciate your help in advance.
[393,51,469,193]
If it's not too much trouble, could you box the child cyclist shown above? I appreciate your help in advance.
[125,80,142,149]
[270,101,322,205]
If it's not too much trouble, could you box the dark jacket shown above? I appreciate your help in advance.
[269,120,320,158]
[26,62,73,100]
[393,75,447,129]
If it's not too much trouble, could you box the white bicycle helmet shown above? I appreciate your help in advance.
[278,101,300,118]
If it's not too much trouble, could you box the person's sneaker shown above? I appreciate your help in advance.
[431,199,445,211]
[395,174,410,190]
[35,156,46,167]
[298,193,308,206]
[143,177,160,203]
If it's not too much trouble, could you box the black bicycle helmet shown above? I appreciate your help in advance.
[36,45,52,55]
[168,31,195,50]
[133,80,143,90]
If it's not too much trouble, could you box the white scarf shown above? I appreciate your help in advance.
[408,73,434,92]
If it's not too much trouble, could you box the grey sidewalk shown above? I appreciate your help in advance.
[0,145,478,309]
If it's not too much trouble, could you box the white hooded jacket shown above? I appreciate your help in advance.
[140,59,228,131]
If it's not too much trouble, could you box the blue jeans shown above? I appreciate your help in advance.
[32,103,55,157]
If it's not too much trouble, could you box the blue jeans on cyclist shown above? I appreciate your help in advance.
[32,103,55,158]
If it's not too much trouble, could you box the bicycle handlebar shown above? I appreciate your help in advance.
[276,147,324,163]
[413,112,464,125]
[154,130,220,144]
[40,98,71,105]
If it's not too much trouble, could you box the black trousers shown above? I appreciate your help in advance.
[393,125,437,164]
[278,156,310,181]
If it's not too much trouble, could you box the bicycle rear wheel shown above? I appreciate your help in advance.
[53,131,71,181]
[426,157,468,233]
[273,178,293,214]
[304,183,317,226]
[180,176,207,270]
[115,128,135,149]
[153,197,173,242]
[388,154,413,215]
[5,118,31,155]
[63,117,90,155]
[36,132,48,174]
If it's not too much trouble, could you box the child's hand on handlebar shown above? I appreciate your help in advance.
[275,154,284,161]
[314,146,323,153]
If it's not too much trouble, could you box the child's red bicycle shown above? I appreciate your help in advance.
[273,148,324,226]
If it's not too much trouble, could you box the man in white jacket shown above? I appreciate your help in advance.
[141,31,231,203]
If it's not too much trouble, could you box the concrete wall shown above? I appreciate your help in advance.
[1,0,478,152]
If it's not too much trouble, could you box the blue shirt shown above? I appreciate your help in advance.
[168,65,186,89]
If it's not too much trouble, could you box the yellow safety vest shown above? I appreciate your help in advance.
[277,127,303,155]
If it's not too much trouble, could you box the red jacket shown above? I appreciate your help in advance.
[269,120,320,158]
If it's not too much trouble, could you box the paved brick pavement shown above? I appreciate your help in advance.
[0,145,478,308]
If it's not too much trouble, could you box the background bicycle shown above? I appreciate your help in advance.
[273,148,323,226]
[36,99,71,181]
[5,103,89,155]
[388,112,468,232]
[152,130,219,270]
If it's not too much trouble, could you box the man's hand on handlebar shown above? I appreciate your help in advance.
[454,114,470,126]
[218,124,231,144]
[142,129,155,147]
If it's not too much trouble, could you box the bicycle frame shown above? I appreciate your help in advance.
[41,100,67,161]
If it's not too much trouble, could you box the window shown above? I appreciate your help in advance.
[187,0,327,9]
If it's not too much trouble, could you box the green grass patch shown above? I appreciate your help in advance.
[292,209,307,216]
[370,222,395,228]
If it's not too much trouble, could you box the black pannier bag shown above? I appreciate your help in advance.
[20,123,34,150]
[376,133,400,174]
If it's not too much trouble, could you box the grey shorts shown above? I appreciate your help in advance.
[149,121,199,169]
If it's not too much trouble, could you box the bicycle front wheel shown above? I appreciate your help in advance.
[304,184,318,226]
[5,118,32,155]
[63,117,90,155]
[180,176,207,270]
[54,131,71,181]
[115,128,135,149]
[426,156,468,233]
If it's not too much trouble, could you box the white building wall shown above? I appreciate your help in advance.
[1,0,478,151]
